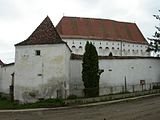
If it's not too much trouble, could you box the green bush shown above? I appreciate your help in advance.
[0,98,65,109]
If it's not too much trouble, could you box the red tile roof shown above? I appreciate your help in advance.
[15,16,64,46]
[56,16,148,44]
[0,59,4,66]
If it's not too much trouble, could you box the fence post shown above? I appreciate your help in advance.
[110,87,113,94]
[132,85,135,93]
[124,76,127,92]
[122,86,124,93]
[141,85,144,91]
[65,89,67,99]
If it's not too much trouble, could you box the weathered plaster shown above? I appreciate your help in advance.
[14,44,71,103]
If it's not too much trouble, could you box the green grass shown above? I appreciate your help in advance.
[0,98,65,110]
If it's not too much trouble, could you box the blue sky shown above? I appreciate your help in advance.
[0,0,159,63]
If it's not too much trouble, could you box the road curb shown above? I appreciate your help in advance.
[0,93,160,113]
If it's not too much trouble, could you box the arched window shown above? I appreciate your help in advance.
[99,47,102,49]
[109,52,113,56]
[71,46,76,52]
[71,45,76,51]
[79,46,82,49]
[72,45,76,49]
[78,46,83,54]
[98,47,103,55]
[132,49,135,54]
[105,47,109,50]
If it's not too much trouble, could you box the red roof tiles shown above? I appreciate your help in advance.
[15,16,64,46]
[56,16,147,44]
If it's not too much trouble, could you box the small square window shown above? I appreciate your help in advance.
[35,50,41,56]
[37,74,42,76]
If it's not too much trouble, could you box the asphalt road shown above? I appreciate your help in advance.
[0,95,160,120]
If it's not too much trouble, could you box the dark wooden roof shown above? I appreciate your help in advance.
[56,16,148,44]
[0,59,4,66]
[15,16,64,46]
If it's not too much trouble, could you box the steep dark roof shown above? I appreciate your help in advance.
[0,59,4,66]
[56,16,148,44]
[15,16,64,46]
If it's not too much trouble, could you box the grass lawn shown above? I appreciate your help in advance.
[0,98,65,110]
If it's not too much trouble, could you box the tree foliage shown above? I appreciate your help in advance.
[82,41,103,97]
[148,10,160,53]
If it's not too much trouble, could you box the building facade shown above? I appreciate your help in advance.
[0,16,159,103]
[56,16,150,57]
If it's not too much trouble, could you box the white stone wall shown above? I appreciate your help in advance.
[0,64,14,94]
[14,44,71,103]
[63,39,150,57]
[69,58,160,96]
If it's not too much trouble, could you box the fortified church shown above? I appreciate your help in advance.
[0,16,160,103]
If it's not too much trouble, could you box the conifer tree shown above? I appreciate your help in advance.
[82,41,102,97]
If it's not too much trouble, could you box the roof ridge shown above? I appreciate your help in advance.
[56,16,147,44]
[15,16,64,46]
[62,16,135,24]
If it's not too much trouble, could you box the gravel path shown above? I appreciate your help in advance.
[0,95,160,120]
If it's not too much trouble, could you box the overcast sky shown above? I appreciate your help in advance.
[0,0,159,63]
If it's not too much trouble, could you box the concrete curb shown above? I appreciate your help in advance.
[0,93,160,113]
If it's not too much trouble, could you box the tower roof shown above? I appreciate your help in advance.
[15,16,64,46]
[56,16,148,44]
[0,59,4,66]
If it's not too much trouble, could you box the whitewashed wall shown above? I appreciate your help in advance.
[14,44,71,103]
[69,58,160,96]
[63,39,150,57]
[0,64,14,94]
